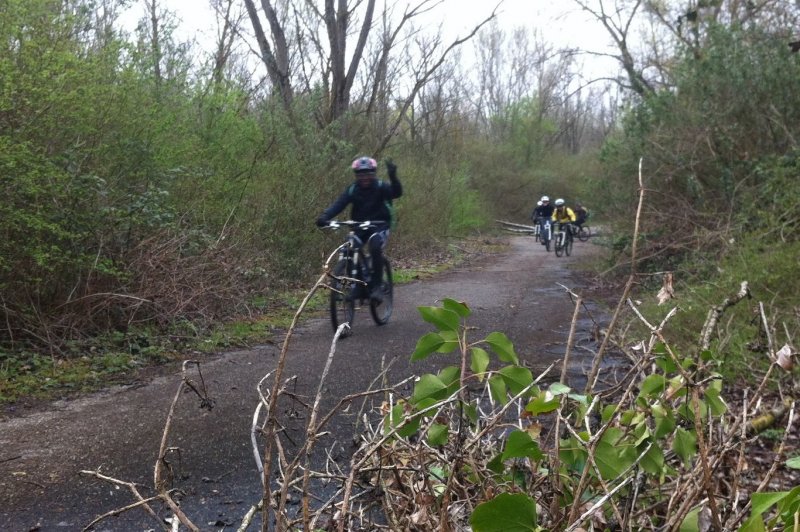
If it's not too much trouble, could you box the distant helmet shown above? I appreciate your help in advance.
[540,195,550,202]
[555,198,565,206]
[352,156,378,174]
[537,201,543,206]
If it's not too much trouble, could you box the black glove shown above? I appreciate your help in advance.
[316,216,329,228]
[385,158,398,179]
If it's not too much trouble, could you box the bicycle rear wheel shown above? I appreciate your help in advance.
[578,225,591,242]
[370,260,393,325]
[330,259,356,337]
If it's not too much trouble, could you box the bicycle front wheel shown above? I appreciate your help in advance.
[330,259,356,337]
[565,233,573,256]
[554,234,564,257]
[370,260,393,325]
[578,225,591,242]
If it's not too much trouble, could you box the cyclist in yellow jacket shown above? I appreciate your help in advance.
[551,198,576,235]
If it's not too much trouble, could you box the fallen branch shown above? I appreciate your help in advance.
[699,281,751,351]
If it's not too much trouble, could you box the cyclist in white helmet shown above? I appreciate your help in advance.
[533,196,555,245]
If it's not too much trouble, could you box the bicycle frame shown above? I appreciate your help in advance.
[337,231,367,286]
[553,222,573,257]
[323,220,393,335]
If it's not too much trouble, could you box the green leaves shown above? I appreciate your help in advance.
[412,300,468,361]
[672,428,697,465]
[485,332,519,364]
[501,430,544,462]
[411,374,449,405]
[399,294,767,532]
[411,302,522,386]
[442,298,471,317]
[498,366,533,396]
[742,486,800,531]
[785,456,800,469]
[525,391,560,416]
[638,441,666,476]
[428,423,449,446]
[384,402,420,438]
[704,378,727,416]
[594,428,636,480]
[418,306,461,332]
[471,493,538,532]
[410,330,460,361]
[470,347,490,379]
[639,374,666,398]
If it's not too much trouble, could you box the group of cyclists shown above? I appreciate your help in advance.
[530,195,589,246]
[313,156,591,304]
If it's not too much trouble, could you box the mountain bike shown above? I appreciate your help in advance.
[575,223,591,242]
[553,222,574,257]
[323,220,393,337]
[540,219,553,251]
[531,220,542,242]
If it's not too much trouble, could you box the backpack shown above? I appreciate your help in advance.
[348,181,397,230]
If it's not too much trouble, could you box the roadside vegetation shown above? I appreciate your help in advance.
[2,0,800,529]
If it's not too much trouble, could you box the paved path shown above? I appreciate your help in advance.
[0,235,608,531]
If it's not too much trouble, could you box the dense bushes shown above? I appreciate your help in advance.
[0,2,541,353]
[594,19,800,377]
[599,21,800,265]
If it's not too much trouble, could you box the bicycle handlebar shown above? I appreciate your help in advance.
[323,220,387,230]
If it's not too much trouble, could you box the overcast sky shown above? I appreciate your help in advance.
[121,0,619,78]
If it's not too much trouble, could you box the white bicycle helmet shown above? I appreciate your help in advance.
[537,201,542,206]
[540,195,550,202]
[555,198,565,206]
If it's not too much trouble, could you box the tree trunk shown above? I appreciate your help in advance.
[326,0,376,122]
[243,0,293,112]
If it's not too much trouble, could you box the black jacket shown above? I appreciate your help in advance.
[532,204,555,220]
[321,175,402,226]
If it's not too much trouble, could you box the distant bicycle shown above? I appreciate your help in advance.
[540,219,553,252]
[575,224,591,242]
[322,220,393,337]
[531,222,542,242]
[553,222,574,257]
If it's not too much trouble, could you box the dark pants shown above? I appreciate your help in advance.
[556,222,574,236]
[359,229,389,291]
